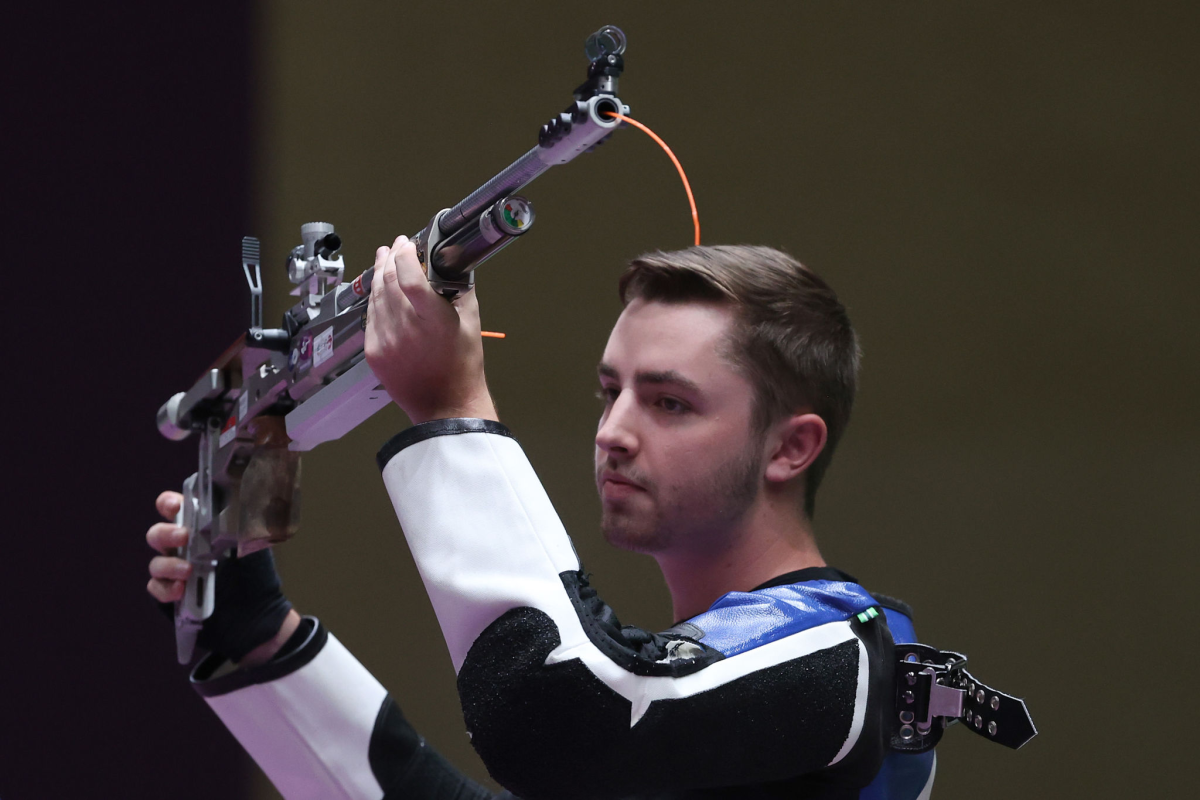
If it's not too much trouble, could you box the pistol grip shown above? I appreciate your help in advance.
[173,485,216,664]
[174,559,216,663]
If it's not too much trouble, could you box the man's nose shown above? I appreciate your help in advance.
[595,393,638,458]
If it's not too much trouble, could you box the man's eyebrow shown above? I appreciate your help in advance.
[635,370,701,393]
[596,363,701,393]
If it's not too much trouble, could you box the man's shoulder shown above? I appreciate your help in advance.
[681,574,880,658]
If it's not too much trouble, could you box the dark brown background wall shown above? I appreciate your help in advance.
[8,1,1196,798]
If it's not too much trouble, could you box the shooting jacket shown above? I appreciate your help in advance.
[191,420,936,799]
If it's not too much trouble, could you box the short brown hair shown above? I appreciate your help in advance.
[618,245,860,517]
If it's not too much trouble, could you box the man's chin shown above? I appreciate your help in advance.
[600,512,667,554]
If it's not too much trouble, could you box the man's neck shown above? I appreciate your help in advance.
[654,499,826,622]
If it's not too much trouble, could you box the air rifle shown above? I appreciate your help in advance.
[155,25,631,664]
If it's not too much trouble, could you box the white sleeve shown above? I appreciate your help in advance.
[191,620,387,800]
[377,419,582,674]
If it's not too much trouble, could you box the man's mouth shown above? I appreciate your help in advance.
[598,470,646,499]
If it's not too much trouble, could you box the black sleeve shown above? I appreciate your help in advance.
[370,695,519,800]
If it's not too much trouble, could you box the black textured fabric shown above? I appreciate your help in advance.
[376,418,516,471]
[457,606,873,800]
[371,695,518,800]
[807,616,894,794]
[191,616,326,697]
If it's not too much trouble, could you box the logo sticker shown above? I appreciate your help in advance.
[297,333,313,370]
[288,347,299,371]
[352,273,366,297]
[313,327,334,368]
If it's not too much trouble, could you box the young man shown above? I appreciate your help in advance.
[147,241,934,799]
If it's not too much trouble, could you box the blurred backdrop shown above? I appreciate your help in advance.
[8,2,1197,798]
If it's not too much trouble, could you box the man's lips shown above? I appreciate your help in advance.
[598,471,646,497]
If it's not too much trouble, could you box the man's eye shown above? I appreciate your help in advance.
[657,397,688,414]
[596,387,619,404]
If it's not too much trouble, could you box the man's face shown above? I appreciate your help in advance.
[595,298,764,556]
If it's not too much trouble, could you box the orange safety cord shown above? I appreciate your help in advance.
[479,112,697,338]
[604,111,700,246]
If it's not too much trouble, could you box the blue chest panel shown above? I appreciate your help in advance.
[686,580,879,657]
[881,606,917,645]
[860,750,935,800]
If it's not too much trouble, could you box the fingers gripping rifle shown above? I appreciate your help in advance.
[156,26,631,664]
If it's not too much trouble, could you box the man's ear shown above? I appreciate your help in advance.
[763,413,828,484]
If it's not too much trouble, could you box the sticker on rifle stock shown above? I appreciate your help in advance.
[313,326,334,368]
[352,273,366,297]
[297,333,313,371]
[219,414,238,447]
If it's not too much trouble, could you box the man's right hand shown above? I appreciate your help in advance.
[146,491,300,667]
[364,235,499,424]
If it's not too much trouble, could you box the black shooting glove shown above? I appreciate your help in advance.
[160,548,293,663]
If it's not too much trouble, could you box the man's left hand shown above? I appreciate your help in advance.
[364,235,499,424]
